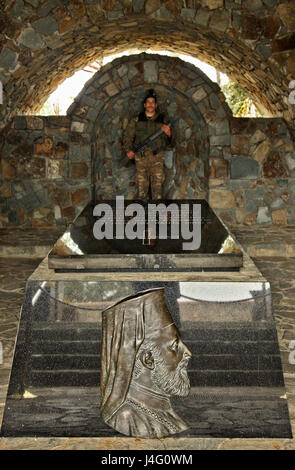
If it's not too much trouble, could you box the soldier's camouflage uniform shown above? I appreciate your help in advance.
[123,111,172,200]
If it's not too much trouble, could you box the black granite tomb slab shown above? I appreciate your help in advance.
[48,200,243,272]
[1,280,292,438]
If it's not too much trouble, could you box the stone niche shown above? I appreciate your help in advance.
[68,53,228,201]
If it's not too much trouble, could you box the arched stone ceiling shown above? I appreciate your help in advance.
[0,0,295,127]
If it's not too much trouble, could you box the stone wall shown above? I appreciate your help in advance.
[0,116,91,227]
[1,0,295,127]
[209,117,295,226]
[69,53,227,200]
[1,52,295,228]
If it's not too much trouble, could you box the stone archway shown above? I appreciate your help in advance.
[68,53,233,200]
[1,41,295,227]
[1,1,295,127]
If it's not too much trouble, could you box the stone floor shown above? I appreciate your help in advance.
[1,386,291,439]
[0,226,295,449]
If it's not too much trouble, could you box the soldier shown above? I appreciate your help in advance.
[123,89,172,200]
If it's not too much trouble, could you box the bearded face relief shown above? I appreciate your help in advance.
[100,288,192,438]
[133,326,192,398]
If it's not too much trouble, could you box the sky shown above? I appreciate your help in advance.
[41,49,229,115]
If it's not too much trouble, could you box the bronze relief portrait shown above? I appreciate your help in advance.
[100,287,192,438]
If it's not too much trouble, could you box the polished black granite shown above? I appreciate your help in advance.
[1,280,292,438]
[48,200,243,271]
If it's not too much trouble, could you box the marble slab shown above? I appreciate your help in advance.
[48,200,243,272]
[0,280,292,438]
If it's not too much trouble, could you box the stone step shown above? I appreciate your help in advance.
[31,338,280,355]
[231,225,295,258]
[32,326,102,342]
[24,321,284,388]
[0,228,64,257]
[30,353,282,372]
[30,324,278,342]
[29,369,284,387]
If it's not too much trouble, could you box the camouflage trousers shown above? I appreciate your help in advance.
[134,149,165,200]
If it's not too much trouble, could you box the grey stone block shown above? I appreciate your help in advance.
[13,116,27,130]
[32,16,59,36]
[80,95,96,108]
[71,121,86,133]
[210,147,222,157]
[285,153,295,172]
[185,128,192,139]
[117,64,128,77]
[133,0,145,13]
[210,135,231,146]
[256,43,272,60]
[210,10,229,32]
[151,6,174,19]
[127,64,138,81]
[231,157,260,179]
[80,145,91,161]
[144,61,158,83]
[108,9,124,20]
[0,47,19,72]
[122,75,130,88]
[216,106,227,118]
[194,8,210,26]
[1,143,15,157]
[87,107,100,122]
[180,8,196,20]
[192,87,207,103]
[257,206,271,224]
[164,150,174,169]
[36,189,52,207]
[270,198,285,210]
[11,0,24,18]
[209,93,221,110]
[26,0,39,7]
[263,0,277,6]
[69,145,81,162]
[38,0,59,16]
[18,193,41,211]
[246,0,263,9]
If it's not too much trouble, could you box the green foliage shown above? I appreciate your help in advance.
[221,81,261,117]
[37,101,60,116]
[221,81,248,115]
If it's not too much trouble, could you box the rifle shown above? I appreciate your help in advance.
[132,122,171,154]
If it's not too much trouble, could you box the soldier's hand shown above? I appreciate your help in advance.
[126,150,135,159]
[162,124,171,137]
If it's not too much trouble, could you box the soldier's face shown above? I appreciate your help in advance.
[144,97,157,115]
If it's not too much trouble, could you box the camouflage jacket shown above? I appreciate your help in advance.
[123,111,173,154]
